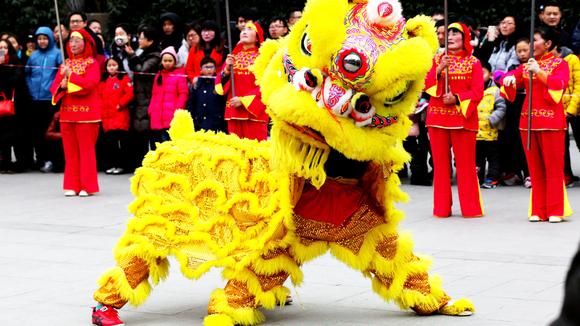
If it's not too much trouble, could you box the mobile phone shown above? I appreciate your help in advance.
[0,49,5,57]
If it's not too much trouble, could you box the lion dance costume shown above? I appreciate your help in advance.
[92,0,475,325]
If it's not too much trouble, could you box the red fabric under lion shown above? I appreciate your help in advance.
[294,179,365,226]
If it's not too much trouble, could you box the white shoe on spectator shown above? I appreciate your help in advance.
[524,177,532,189]
[528,215,540,222]
[105,167,116,174]
[549,216,563,223]
[64,190,77,197]
[79,190,90,197]
[112,168,125,175]
[40,161,53,173]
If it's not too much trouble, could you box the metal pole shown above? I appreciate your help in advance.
[527,0,535,150]
[224,0,235,97]
[54,0,66,61]
[444,0,449,93]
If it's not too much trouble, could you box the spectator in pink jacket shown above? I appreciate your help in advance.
[148,46,188,149]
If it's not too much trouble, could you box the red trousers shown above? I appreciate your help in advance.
[521,130,565,220]
[61,122,100,193]
[227,120,268,141]
[428,128,483,217]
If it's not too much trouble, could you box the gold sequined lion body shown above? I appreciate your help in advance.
[93,0,475,324]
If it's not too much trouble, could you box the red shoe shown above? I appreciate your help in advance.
[92,305,124,326]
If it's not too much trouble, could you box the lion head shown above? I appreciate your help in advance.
[253,0,438,188]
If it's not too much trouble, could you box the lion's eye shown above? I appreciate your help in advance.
[301,32,312,56]
[343,52,362,73]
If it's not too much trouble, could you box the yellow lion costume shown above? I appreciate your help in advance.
[92,0,475,324]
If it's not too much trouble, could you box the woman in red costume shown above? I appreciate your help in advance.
[50,29,101,197]
[216,22,268,141]
[501,27,570,223]
[424,22,484,218]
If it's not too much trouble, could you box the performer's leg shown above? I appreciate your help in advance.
[227,120,243,138]
[61,122,81,193]
[76,122,100,193]
[521,131,547,220]
[539,131,565,218]
[451,130,483,217]
[93,255,153,309]
[428,127,452,217]
[318,198,474,316]
[205,249,300,326]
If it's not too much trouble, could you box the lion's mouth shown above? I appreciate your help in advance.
[384,81,411,106]
[285,122,327,145]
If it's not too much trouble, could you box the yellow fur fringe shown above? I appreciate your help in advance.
[206,289,265,325]
[96,267,151,306]
[439,298,476,315]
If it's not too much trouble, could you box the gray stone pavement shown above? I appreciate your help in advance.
[1,157,579,326]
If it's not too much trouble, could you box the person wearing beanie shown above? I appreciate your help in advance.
[424,22,485,218]
[216,21,268,141]
[148,46,188,148]
[49,28,102,197]
[185,20,226,84]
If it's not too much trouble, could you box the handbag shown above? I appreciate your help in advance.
[0,89,15,117]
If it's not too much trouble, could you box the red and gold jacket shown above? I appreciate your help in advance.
[424,52,484,131]
[501,52,570,130]
[216,45,268,123]
[50,29,101,123]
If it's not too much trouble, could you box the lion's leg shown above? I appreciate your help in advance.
[93,244,170,309]
[204,249,301,326]
[367,233,474,315]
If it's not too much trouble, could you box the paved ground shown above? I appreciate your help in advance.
[1,152,579,326]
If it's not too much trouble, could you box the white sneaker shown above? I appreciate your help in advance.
[529,215,541,222]
[64,190,77,197]
[524,177,532,189]
[78,190,90,197]
[112,168,125,175]
[549,216,563,223]
[105,167,116,174]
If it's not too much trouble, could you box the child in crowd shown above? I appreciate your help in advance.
[476,63,506,188]
[189,57,226,133]
[99,57,134,174]
[148,47,188,148]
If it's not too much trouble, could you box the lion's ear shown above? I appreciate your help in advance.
[405,15,439,55]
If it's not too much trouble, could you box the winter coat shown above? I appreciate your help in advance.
[488,41,519,74]
[148,67,188,130]
[99,75,134,132]
[25,26,63,101]
[0,54,20,144]
[176,39,189,68]
[560,48,580,116]
[128,46,160,132]
[477,85,507,141]
[189,76,226,133]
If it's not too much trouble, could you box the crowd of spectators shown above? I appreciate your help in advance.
[0,1,578,197]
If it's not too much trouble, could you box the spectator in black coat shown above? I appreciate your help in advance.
[188,57,226,133]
